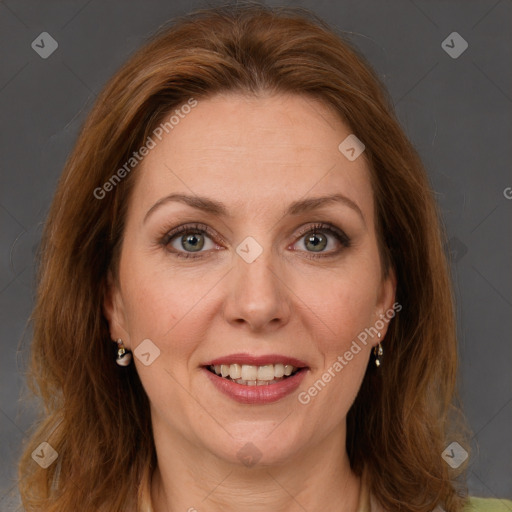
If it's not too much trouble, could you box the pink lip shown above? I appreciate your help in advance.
[203,353,308,368]
[202,366,308,404]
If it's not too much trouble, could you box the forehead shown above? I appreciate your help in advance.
[132,93,374,223]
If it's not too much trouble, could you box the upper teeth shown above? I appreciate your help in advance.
[211,363,297,381]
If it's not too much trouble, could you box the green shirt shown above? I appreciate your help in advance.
[464,497,512,511]
[358,469,512,512]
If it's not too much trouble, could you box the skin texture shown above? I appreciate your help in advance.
[104,93,396,512]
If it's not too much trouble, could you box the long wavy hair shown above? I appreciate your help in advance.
[17,3,470,511]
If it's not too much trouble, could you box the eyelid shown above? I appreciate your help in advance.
[159,221,351,258]
[160,222,224,246]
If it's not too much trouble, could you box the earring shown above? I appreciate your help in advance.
[115,338,132,366]
[373,332,383,367]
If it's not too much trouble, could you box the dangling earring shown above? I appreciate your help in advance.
[373,332,383,367]
[115,338,132,366]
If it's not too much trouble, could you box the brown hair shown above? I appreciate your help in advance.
[17,3,470,511]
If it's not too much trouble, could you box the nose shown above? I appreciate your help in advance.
[222,242,291,332]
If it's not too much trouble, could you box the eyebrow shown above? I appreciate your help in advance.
[143,192,365,225]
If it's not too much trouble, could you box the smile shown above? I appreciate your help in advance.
[207,363,300,386]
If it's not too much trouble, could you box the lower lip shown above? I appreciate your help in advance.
[202,367,308,404]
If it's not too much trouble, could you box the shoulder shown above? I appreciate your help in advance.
[463,497,512,511]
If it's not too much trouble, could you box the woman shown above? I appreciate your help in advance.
[16,3,511,511]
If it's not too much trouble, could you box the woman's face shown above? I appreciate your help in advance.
[105,92,396,467]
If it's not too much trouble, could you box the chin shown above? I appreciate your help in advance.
[205,428,305,468]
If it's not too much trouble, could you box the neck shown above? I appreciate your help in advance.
[150,423,362,512]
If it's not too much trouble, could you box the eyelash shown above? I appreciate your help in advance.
[159,222,351,260]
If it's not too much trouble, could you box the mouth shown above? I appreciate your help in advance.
[206,363,302,386]
[201,354,309,404]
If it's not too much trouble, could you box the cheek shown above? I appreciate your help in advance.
[118,250,222,356]
[121,276,177,340]
[296,277,375,416]
[293,261,381,351]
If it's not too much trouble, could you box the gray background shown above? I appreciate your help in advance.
[1,0,511,509]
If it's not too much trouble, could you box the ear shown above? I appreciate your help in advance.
[103,270,130,348]
[373,266,398,343]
